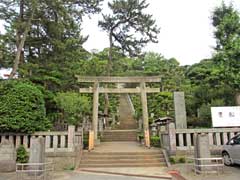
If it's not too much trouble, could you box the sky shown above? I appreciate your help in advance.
[81,0,240,65]
[0,0,239,66]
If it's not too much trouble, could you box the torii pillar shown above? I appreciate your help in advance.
[140,82,150,147]
[92,82,99,142]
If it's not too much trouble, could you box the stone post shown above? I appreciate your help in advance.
[29,137,45,164]
[29,137,45,174]
[151,123,157,136]
[98,118,103,132]
[236,92,240,106]
[194,133,211,173]
[140,82,150,147]
[174,92,187,129]
[68,125,75,151]
[0,139,16,172]
[92,82,99,142]
[168,122,176,155]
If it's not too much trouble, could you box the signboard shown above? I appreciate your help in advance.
[211,106,240,127]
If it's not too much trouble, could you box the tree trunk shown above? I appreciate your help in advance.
[9,7,34,79]
[103,32,114,126]
[16,0,25,65]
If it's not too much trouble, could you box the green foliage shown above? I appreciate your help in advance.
[169,157,176,164]
[150,136,161,147]
[212,2,240,90]
[54,92,91,125]
[99,0,160,57]
[16,145,29,163]
[0,80,51,133]
[169,156,186,164]
[178,157,186,163]
[64,165,75,171]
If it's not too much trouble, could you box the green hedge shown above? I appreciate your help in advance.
[0,80,51,133]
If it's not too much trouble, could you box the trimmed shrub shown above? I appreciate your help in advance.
[169,157,176,164]
[178,157,186,163]
[16,145,28,163]
[0,80,51,133]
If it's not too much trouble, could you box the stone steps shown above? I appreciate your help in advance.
[116,94,137,130]
[79,163,166,168]
[79,151,166,168]
[101,130,137,142]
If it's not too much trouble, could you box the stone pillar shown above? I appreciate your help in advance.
[174,92,187,129]
[140,82,150,147]
[235,92,240,106]
[0,139,16,172]
[68,125,75,151]
[92,82,99,142]
[29,137,45,164]
[98,118,103,132]
[29,137,45,174]
[168,122,176,155]
[194,134,211,173]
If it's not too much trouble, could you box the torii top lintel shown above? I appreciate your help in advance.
[75,76,161,83]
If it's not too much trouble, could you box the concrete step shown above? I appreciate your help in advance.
[80,162,166,168]
[81,159,165,164]
[83,151,162,155]
[102,130,137,141]
[79,149,167,168]
[81,155,164,160]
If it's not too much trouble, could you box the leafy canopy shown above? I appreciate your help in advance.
[0,80,51,133]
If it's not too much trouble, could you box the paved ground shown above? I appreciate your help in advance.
[1,165,240,180]
[55,171,170,180]
[169,164,240,180]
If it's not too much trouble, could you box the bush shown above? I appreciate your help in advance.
[150,136,161,147]
[169,156,186,164]
[0,80,51,133]
[169,157,176,164]
[178,157,186,163]
[16,145,28,163]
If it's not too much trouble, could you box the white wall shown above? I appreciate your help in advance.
[211,106,240,127]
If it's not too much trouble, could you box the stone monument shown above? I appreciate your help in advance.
[0,139,16,172]
[174,92,187,129]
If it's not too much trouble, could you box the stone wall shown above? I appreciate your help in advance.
[0,126,83,170]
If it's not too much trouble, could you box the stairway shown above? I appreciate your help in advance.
[101,130,137,142]
[115,94,137,130]
[79,149,166,168]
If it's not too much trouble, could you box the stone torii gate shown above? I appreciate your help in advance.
[76,76,161,147]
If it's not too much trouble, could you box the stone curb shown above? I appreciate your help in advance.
[77,169,173,179]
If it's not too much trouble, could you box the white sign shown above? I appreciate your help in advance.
[211,106,240,127]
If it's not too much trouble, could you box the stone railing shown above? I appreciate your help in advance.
[159,122,240,155]
[0,126,83,153]
[175,128,240,151]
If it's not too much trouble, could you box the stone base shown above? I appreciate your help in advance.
[0,161,16,172]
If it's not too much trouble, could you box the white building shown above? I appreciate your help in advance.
[0,68,12,79]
